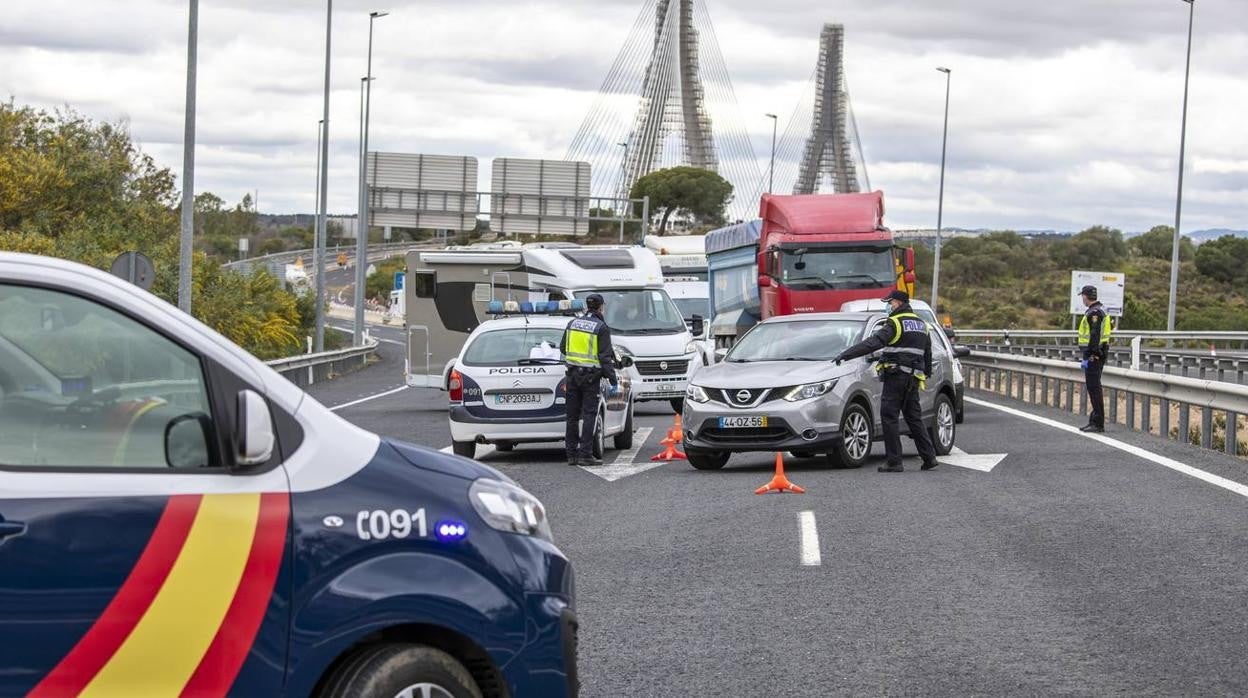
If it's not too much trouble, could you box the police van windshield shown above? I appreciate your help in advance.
[462,327,566,366]
[781,245,895,290]
[727,319,865,362]
[573,289,687,336]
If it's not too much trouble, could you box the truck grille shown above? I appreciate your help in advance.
[635,359,689,376]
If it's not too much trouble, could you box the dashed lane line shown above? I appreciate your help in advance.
[329,385,409,411]
[799,511,821,566]
[966,396,1248,499]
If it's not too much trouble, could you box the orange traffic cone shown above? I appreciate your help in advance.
[755,452,805,494]
[650,414,688,461]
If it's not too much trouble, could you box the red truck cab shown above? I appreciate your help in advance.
[756,191,915,319]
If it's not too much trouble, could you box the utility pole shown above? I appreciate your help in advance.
[1167,0,1196,332]
[931,67,952,311]
[355,10,388,346]
[178,0,198,313]
[315,0,333,352]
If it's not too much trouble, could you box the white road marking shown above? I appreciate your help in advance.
[329,385,408,411]
[329,325,405,346]
[939,445,1008,472]
[581,427,660,482]
[966,396,1248,499]
[611,427,654,466]
[799,511,821,566]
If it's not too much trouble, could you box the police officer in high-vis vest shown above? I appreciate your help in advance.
[1078,284,1112,433]
[560,293,619,466]
[833,290,939,473]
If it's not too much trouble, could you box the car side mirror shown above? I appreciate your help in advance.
[165,412,212,469]
[236,389,275,467]
[690,314,705,338]
[944,327,957,341]
[953,345,972,359]
[714,348,728,362]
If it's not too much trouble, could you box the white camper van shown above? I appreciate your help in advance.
[405,244,703,412]
[645,235,712,363]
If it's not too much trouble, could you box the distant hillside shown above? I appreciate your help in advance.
[1188,228,1248,243]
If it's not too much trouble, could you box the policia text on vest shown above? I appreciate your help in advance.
[1077,284,1113,433]
[834,291,939,473]
[560,294,618,466]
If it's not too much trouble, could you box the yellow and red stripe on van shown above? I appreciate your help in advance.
[29,492,289,697]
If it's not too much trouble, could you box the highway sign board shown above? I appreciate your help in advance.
[1070,270,1125,317]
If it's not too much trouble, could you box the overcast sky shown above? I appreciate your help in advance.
[2,0,1244,231]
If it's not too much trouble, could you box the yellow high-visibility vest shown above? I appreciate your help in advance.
[564,319,601,368]
[1078,308,1113,347]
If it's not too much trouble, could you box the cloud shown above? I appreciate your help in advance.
[0,0,1243,234]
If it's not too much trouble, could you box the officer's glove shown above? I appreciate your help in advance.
[832,352,846,365]
[1079,359,1089,371]
[607,384,621,396]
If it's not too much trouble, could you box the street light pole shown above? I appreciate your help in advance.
[178,0,198,313]
[355,10,388,346]
[931,67,952,311]
[1167,0,1196,332]
[314,0,333,352]
[765,113,778,194]
[314,119,323,293]
[617,141,628,242]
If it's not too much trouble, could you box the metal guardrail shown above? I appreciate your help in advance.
[958,329,1248,345]
[265,337,379,389]
[224,241,421,273]
[963,352,1247,458]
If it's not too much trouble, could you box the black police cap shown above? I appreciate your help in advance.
[880,289,909,304]
[1081,285,1098,299]
[585,293,605,309]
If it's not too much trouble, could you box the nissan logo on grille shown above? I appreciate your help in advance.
[735,390,752,404]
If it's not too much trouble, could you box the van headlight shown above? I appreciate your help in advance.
[684,341,698,355]
[469,478,552,541]
[782,380,837,402]
[686,384,710,403]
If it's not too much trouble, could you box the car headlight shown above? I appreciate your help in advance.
[782,379,837,402]
[469,478,552,541]
[686,384,710,403]
[684,341,698,355]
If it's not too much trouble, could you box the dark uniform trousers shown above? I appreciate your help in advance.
[1085,359,1105,428]
[880,370,937,467]
[565,367,601,459]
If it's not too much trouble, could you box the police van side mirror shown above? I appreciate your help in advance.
[615,355,635,369]
[236,389,275,467]
[165,413,212,469]
[690,314,705,338]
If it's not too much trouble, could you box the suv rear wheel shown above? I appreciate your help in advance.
[613,402,635,450]
[829,402,872,468]
[319,644,482,698]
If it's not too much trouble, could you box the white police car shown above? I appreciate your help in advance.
[449,300,636,459]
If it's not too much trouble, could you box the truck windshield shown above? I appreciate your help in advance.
[726,320,865,362]
[574,289,687,336]
[462,327,566,366]
[780,246,894,290]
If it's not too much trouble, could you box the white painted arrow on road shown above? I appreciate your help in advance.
[939,446,1007,472]
[582,428,661,482]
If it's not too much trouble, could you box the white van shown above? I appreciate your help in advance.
[405,244,702,412]
[645,235,712,364]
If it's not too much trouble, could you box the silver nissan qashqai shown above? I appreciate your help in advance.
[681,312,959,470]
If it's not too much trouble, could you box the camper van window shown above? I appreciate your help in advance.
[462,328,566,367]
[413,270,436,298]
[574,289,686,336]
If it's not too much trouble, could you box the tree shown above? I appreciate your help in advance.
[629,166,733,235]
[1049,225,1128,270]
[1129,225,1194,261]
[1195,235,1248,288]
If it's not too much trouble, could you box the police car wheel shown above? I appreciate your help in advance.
[591,411,606,459]
[829,402,872,468]
[931,394,956,456]
[320,644,482,698]
[613,402,634,450]
[451,441,475,459]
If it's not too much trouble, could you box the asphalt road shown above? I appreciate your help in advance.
[305,342,1248,696]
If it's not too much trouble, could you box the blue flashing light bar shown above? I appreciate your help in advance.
[435,519,469,543]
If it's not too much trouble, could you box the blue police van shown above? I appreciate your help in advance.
[0,253,576,697]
